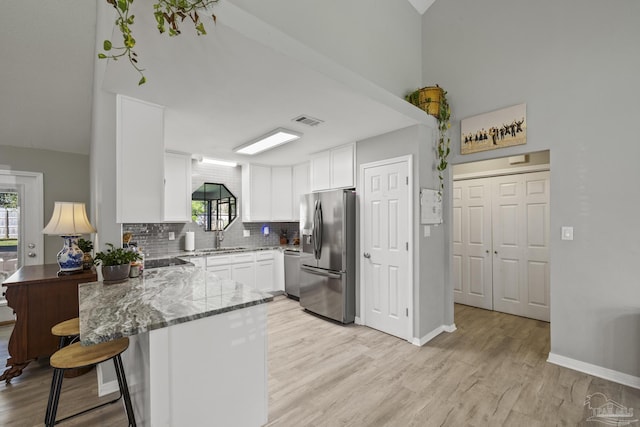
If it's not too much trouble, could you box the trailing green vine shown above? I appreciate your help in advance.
[404,85,451,197]
[99,0,219,85]
[436,89,451,197]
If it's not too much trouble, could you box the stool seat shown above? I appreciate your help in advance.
[51,338,129,370]
[51,318,80,337]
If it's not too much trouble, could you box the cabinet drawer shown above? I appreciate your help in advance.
[206,255,232,266]
[255,250,274,261]
[231,253,255,264]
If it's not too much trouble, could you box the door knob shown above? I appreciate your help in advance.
[494,251,498,255]
[28,252,37,258]
[363,252,371,259]
[485,250,489,254]
[28,243,36,249]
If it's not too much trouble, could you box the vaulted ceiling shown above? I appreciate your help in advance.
[0,1,434,164]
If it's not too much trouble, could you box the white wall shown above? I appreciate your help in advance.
[0,146,91,264]
[423,0,640,377]
[229,0,422,97]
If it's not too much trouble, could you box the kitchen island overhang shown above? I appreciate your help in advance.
[79,265,273,427]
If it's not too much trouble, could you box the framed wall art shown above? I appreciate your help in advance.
[461,103,526,155]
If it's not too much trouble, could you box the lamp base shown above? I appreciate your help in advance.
[57,235,84,273]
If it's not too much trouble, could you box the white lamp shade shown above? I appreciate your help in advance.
[42,202,96,235]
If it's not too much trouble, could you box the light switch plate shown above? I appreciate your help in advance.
[424,225,431,237]
[561,226,574,241]
[168,232,175,241]
[243,229,250,237]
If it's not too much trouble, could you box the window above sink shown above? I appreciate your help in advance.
[192,183,237,231]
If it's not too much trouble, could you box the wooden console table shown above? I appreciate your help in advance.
[0,264,96,383]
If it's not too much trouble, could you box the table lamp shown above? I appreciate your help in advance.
[42,202,96,273]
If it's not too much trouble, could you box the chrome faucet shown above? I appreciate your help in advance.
[213,219,224,249]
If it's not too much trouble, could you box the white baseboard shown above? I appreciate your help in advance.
[354,316,362,325]
[547,352,640,389]
[411,323,457,347]
[96,364,120,397]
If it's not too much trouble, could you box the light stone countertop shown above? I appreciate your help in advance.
[79,265,273,345]
[176,244,301,258]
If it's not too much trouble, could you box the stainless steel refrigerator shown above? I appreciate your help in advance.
[299,189,356,324]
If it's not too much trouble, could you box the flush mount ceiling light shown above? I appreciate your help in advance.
[201,157,238,167]
[234,128,302,155]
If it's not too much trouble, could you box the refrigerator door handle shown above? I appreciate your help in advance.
[301,265,342,280]
[316,200,323,259]
[312,200,319,259]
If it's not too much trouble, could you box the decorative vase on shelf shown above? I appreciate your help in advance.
[57,235,84,273]
[102,264,131,283]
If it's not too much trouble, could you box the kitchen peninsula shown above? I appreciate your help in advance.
[79,265,273,427]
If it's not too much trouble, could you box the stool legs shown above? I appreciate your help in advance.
[44,359,136,426]
[44,368,64,426]
[114,354,137,427]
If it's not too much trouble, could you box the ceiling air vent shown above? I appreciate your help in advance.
[292,115,324,127]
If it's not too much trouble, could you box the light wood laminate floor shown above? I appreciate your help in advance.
[1,297,639,426]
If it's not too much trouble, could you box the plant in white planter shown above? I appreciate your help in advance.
[94,243,142,282]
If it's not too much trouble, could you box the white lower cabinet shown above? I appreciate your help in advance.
[208,264,231,280]
[232,263,255,288]
[255,251,275,292]
[199,249,283,292]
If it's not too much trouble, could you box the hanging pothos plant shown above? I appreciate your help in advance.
[405,85,451,197]
[435,89,451,197]
[99,0,219,85]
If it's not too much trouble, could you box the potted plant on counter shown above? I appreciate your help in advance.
[94,243,142,282]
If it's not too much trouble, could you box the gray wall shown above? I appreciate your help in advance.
[229,0,422,97]
[0,145,91,264]
[357,122,448,339]
[423,0,640,375]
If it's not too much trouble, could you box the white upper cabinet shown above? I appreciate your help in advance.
[310,143,355,192]
[164,152,192,222]
[292,162,310,220]
[271,166,293,221]
[330,143,355,189]
[310,151,331,192]
[116,95,164,223]
[242,164,271,222]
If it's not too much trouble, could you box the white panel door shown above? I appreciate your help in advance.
[452,178,493,310]
[492,172,550,321]
[362,159,409,340]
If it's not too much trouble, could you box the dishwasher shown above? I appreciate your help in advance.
[284,249,301,300]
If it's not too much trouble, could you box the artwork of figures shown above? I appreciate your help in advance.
[460,103,526,155]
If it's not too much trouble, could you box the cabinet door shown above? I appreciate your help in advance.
[310,152,331,192]
[255,260,274,292]
[208,265,231,280]
[164,152,192,222]
[242,165,271,222]
[271,167,293,221]
[292,162,310,220]
[232,263,255,288]
[330,144,355,189]
[117,95,164,223]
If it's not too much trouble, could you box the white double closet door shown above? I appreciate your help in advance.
[453,171,550,322]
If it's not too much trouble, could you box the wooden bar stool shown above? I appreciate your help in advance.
[44,337,136,427]
[51,317,92,378]
[51,317,80,349]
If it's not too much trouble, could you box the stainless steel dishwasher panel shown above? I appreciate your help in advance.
[284,250,300,300]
